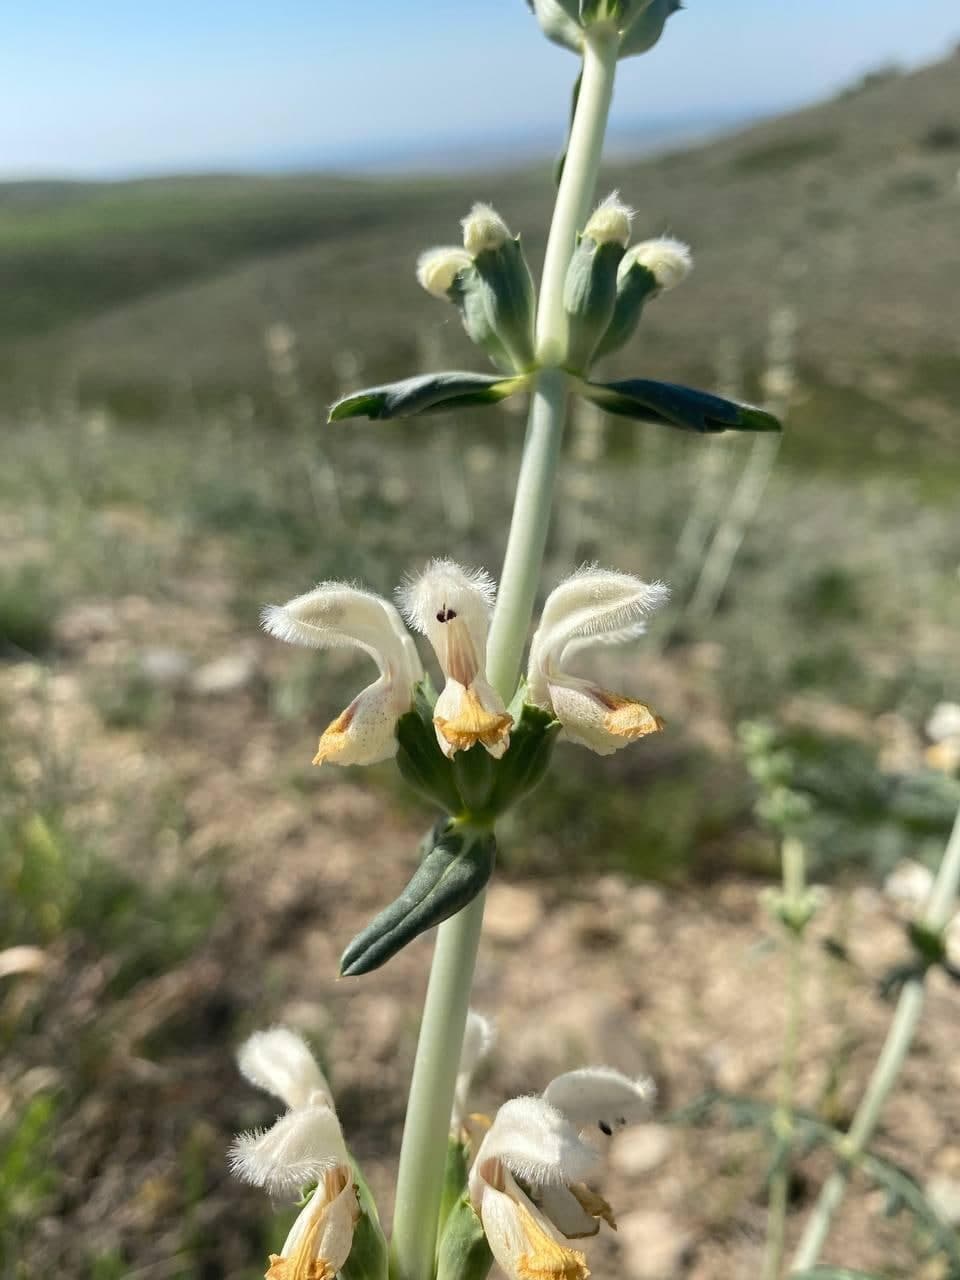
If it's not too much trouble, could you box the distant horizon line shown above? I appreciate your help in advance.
[0,99,787,186]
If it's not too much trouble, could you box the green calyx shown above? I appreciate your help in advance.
[396,681,560,825]
[591,258,659,361]
[436,1193,494,1280]
[469,236,538,373]
[562,235,625,373]
[339,692,560,976]
[340,1158,389,1280]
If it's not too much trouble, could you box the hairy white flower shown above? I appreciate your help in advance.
[451,1009,496,1134]
[231,1029,359,1277]
[262,582,423,767]
[468,1066,653,1279]
[528,566,668,754]
[620,236,692,291]
[583,192,634,247]
[230,1029,349,1195]
[416,245,473,298]
[462,202,512,257]
[398,559,512,759]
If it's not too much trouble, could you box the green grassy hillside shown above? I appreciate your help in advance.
[1,53,958,481]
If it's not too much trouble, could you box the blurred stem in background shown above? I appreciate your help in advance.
[388,30,621,1280]
[763,836,808,1280]
[790,799,960,1272]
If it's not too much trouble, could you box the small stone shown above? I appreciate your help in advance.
[139,647,192,687]
[618,1208,692,1279]
[629,885,667,918]
[610,1124,674,1178]
[191,650,257,696]
[884,859,933,909]
[926,1175,960,1227]
[483,883,544,944]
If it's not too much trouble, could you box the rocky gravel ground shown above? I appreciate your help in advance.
[3,591,959,1279]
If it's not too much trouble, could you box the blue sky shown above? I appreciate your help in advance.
[3,0,958,177]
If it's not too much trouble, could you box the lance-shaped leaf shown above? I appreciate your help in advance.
[340,822,496,977]
[576,376,781,434]
[330,371,528,422]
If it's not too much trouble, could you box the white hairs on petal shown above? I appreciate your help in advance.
[396,559,497,636]
[229,1105,346,1196]
[474,1095,601,1188]
[237,1027,332,1110]
[536,567,669,664]
[543,1067,655,1137]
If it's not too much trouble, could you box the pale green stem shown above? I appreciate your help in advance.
[536,26,620,367]
[791,801,960,1272]
[485,366,568,700]
[763,837,807,1280]
[389,34,620,1280]
[390,890,486,1280]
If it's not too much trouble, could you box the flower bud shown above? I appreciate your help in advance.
[582,192,634,248]
[622,236,692,292]
[417,246,473,299]
[462,203,512,257]
[459,205,537,373]
[526,0,679,59]
[619,0,681,58]
[562,195,632,372]
[592,236,692,362]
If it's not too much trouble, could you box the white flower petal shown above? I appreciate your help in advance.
[313,677,403,767]
[398,559,496,681]
[543,1067,654,1138]
[261,582,410,681]
[417,246,473,298]
[528,568,668,753]
[470,1096,600,1199]
[619,237,692,291]
[462,203,512,256]
[433,676,512,759]
[535,1183,602,1239]
[584,192,634,247]
[272,1164,359,1276]
[547,681,663,756]
[229,1105,348,1196]
[478,1171,590,1280]
[237,1028,333,1110]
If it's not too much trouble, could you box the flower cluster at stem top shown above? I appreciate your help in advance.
[263,560,668,778]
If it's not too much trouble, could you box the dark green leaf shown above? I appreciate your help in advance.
[329,371,527,422]
[577,376,781,434]
[340,823,496,976]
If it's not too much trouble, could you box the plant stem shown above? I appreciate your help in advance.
[390,890,486,1280]
[790,801,960,1272]
[485,366,567,701]
[536,27,619,367]
[389,34,620,1280]
[763,838,807,1280]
